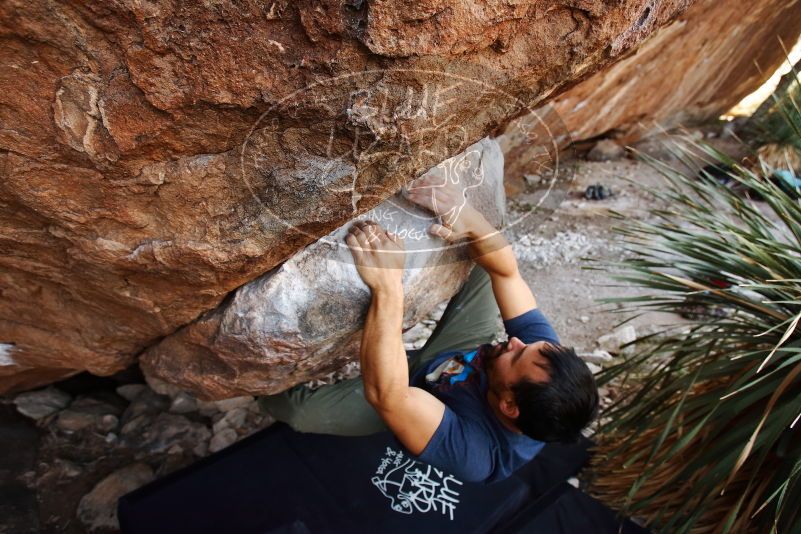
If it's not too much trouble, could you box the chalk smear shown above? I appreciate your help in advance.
[0,343,16,366]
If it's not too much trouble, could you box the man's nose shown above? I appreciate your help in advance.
[509,337,524,350]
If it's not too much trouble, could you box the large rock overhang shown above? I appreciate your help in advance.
[0,0,692,393]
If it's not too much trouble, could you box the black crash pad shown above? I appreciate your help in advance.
[118,422,638,533]
[497,483,650,533]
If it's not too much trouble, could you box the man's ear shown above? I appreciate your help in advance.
[499,393,519,419]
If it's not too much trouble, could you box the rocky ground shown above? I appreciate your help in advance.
[0,374,274,534]
[0,125,749,533]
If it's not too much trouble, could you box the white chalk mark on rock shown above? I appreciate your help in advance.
[0,343,16,366]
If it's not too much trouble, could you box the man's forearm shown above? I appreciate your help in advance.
[360,283,408,406]
[464,212,538,319]
[465,211,518,278]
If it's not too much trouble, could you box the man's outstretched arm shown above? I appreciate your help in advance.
[463,212,538,320]
[346,221,445,455]
[404,176,537,320]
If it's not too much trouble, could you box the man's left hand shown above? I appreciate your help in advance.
[346,221,405,291]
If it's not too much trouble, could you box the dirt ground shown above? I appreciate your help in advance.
[504,127,750,353]
[409,131,747,356]
[0,126,750,533]
[507,156,663,351]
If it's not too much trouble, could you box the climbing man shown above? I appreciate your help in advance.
[260,173,599,484]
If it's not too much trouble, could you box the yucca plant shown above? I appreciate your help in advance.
[587,76,801,533]
[744,56,801,177]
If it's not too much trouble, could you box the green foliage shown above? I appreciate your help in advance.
[589,138,801,532]
[747,65,801,153]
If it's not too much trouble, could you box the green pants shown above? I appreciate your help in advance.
[258,264,502,436]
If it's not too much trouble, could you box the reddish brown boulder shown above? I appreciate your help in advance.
[501,0,801,189]
[0,0,691,394]
[553,0,801,144]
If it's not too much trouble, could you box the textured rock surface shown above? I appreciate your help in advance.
[77,463,154,531]
[551,0,801,143]
[13,387,72,419]
[587,139,626,161]
[120,412,211,456]
[141,138,505,398]
[0,0,692,394]
[500,0,801,188]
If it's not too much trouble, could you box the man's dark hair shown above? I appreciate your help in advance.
[511,343,599,443]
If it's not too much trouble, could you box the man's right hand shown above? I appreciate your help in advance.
[404,169,535,318]
[403,173,487,243]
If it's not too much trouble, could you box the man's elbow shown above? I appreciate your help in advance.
[488,262,520,282]
[364,384,407,410]
[364,387,381,408]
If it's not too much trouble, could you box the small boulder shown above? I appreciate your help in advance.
[524,173,542,187]
[120,414,152,438]
[55,396,123,432]
[196,399,221,417]
[120,389,169,425]
[212,407,248,434]
[53,458,83,478]
[144,375,183,399]
[69,395,124,417]
[97,414,119,433]
[169,392,198,414]
[56,411,119,434]
[213,396,254,412]
[585,361,603,375]
[587,139,625,161]
[597,325,637,354]
[631,136,675,162]
[77,463,154,531]
[209,428,238,453]
[56,410,98,432]
[577,349,614,365]
[129,413,211,456]
[115,384,146,402]
[13,387,71,419]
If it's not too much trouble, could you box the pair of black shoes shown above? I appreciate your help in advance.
[584,183,613,200]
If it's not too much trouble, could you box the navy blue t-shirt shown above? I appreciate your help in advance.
[408,308,560,484]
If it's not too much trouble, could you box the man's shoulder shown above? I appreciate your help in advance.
[442,389,538,453]
[504,307,560,345]
[420,402,542,484]
[440,387,502,438]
